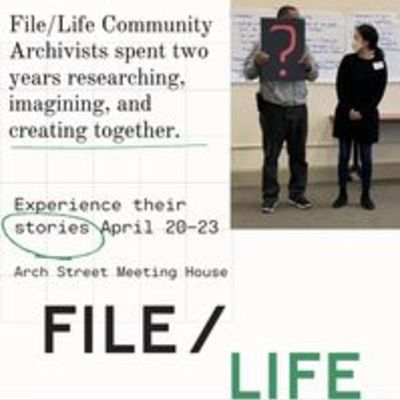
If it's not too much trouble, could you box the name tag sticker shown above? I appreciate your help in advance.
[373,61,385,70]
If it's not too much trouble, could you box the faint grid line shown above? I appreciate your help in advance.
[184,58,189,320]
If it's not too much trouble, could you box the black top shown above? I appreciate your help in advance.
[333,52,388,143]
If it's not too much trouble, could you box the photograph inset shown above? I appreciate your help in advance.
[231,1,400,228]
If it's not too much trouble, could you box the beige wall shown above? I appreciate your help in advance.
[232,0,400,174]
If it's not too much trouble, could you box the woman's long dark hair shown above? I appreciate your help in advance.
[356,24,385,60]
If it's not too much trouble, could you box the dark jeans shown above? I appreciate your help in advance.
[338,137,373,194]
[259,102,308,201]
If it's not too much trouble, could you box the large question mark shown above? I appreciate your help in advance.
[270,24,297,78]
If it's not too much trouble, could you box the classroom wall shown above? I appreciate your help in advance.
[232,0,400,175]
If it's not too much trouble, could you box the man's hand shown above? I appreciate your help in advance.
[298,53,312,67]
[254,51,270,66]
[349,109,363,121]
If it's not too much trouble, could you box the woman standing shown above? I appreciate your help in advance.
[333,24,388,210]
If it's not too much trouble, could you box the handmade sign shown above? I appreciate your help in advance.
[261,18,306,81]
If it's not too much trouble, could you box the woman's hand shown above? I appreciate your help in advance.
[349,109,362,121]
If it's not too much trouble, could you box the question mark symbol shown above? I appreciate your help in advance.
[270,24,297,78]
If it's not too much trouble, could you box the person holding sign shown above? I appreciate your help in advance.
[243,5,319,214]
[332,24,388,211]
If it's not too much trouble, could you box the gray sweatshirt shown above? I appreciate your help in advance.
[243,42,319,106]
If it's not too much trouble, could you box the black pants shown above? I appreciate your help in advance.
[338,137,373,194]
[259,102,308,201]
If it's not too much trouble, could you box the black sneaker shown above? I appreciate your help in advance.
[361,194,376,210]
[289,196,312,210]
[332,193,348,209]
[261,198,279,214]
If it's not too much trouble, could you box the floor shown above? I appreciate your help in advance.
[232,177,400,229]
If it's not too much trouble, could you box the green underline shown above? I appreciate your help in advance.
[11,143,208,151]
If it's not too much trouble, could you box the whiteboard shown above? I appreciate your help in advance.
[303,12,347,83]
[231,9,272,83]
[232,8,400,84]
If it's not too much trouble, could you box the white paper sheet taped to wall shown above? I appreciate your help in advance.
[232,9,400,84]
[303,12,347,83]
[231,9,272,83]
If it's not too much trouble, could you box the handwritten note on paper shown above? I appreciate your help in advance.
[232,9,274,83]
[304,12,347,83]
